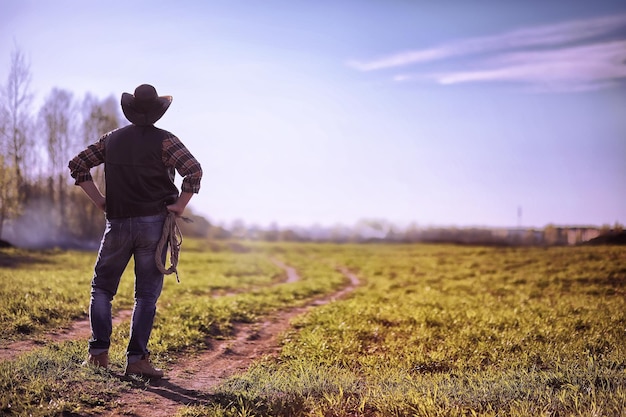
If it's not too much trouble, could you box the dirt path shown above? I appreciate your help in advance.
[0,260,360,416]
[101,267,360,417]
[0,310,133,361]
[270,258,300,283]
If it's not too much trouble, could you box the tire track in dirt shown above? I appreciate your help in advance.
[0,258,295,362]
[101,266,360,417]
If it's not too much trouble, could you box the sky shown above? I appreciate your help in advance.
[1,0,625,229]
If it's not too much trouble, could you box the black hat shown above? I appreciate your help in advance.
[121,84,172,125]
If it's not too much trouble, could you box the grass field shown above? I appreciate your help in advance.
[1,241,625,416]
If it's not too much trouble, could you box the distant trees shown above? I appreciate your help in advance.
[0,45,123,246]
[195,221,609,246]
[0,154,18,239]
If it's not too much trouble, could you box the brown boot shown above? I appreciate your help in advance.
[125,354,164,379]
[82,351,109,368]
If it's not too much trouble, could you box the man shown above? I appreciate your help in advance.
[68,84,202,378]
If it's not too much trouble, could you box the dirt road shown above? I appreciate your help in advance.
[1,261,360,416]
[101,266,360,416]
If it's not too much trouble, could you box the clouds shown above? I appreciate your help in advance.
[348,13,626,92]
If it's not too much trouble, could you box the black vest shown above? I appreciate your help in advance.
[104,125,179,219]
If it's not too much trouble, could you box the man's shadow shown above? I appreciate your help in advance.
[112,371,216,406]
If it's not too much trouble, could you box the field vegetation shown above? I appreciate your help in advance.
[1,241,624,416]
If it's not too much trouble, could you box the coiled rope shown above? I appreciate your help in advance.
[155,212,191,283]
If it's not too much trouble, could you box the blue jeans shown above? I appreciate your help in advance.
[88,213,167,363]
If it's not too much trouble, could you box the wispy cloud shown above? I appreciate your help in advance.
[348,13,626,91]
[428,40,626,91]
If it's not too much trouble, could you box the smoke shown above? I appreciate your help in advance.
[4,198,101,250]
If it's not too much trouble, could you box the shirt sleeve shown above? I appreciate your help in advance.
[162,134,203,193]
[68,134,107,185]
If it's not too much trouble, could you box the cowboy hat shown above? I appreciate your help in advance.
[121,84,172,125]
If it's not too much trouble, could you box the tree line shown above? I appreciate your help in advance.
[205,219,623,246]
[0,46,121,247]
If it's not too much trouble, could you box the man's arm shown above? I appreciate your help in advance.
[78,181,106,212]
[166,191,193,216]
[69,134,108,211]
[68,135,107,185]
[162,134,203,217]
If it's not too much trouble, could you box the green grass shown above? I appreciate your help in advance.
[181,244,626,416]
[0,241,289,341]
[0,240,346,415]
[0,340,121,416]
[0,248,96,338]
[1,242,625,416]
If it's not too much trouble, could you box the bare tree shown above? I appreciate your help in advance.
[2,46,33,197]
[39,88,75,230]
[0,46,33,239]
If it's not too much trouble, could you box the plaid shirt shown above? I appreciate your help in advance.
[68,129,202,194]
